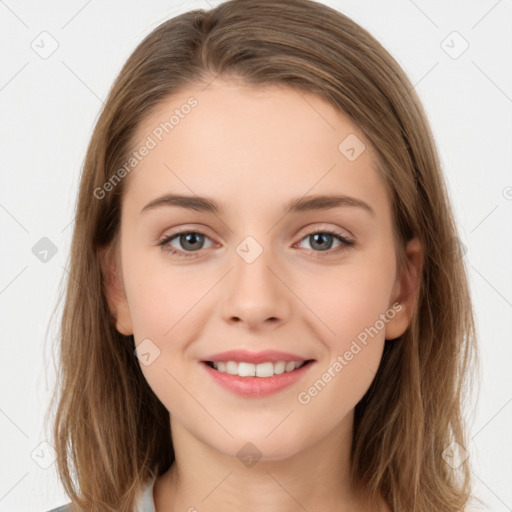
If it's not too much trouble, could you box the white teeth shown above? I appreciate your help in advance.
[285,361,296,372]
[225,361,238,375]
[273,361,286,375]
[211,360,305,377]
[238,362,256,377]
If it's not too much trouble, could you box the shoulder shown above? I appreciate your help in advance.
[45,505,72,512]
[43,476,155,512]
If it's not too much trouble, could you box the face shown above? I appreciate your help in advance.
[103,78,420,461]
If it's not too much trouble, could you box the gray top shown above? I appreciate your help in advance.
[45,476,156,512]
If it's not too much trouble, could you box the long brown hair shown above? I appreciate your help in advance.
[46,1,479,510]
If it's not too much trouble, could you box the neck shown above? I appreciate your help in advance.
[153,411,391,512]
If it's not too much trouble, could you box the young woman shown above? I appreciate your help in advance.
[46,0,478,510]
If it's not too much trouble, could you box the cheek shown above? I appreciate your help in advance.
[128,280,198,419]
[305,258,396,346]
[293,269,395,428]
[123,249,205,340]
[296,254,395,404]
[122,258,208,402]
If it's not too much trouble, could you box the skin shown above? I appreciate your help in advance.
[102,78,423,511]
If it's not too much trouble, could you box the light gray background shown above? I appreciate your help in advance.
[1,1,511,511]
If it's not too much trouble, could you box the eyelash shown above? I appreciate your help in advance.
[158,228,355,259]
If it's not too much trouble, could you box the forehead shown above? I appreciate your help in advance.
[123,79,387,215]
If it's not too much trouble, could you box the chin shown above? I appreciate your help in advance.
[205,426,315,464]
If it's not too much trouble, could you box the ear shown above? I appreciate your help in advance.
[385,237,424,341]
[98,245,133,336]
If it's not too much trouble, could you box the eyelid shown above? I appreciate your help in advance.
[157,224,216,242]
[295,222,353,240]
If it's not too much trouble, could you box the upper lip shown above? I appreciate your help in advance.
[202,349,313,364]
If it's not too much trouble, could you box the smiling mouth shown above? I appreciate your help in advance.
[203,359,315,378]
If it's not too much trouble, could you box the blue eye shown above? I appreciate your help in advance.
[158,229,355,259]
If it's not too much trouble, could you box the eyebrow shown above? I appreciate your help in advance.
[140,193,376,217]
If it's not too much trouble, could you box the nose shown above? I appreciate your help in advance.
[220,240,291,330]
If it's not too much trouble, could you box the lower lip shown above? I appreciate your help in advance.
[201,361,315,398]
